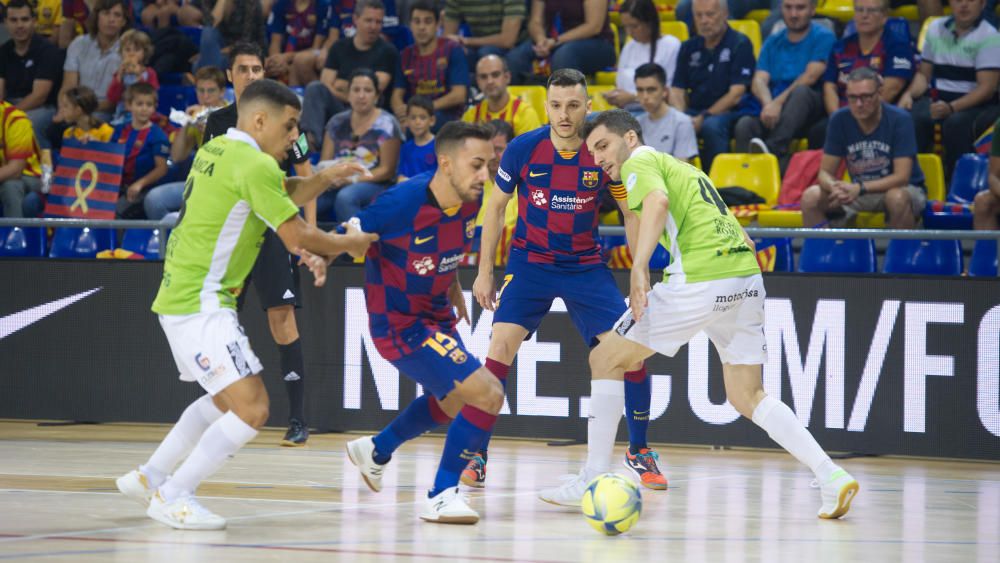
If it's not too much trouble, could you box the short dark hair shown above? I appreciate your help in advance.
[194,66,228,89]
[87,0,130,37]
[228,42,265,70]
[486,119,515,142]
[125,81,158,103]
[547,68,588,91]
[581,109,645,145]
[409,0,438,20]
[239,79,302,112]
[348,67,379,89]
[355,0,385,14]
[846,66,883,86]
[5,0,35,18]
[634,62,667,86]
[406,95,435,116]
[435,121,493,155]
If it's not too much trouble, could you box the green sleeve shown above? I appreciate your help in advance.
[622,151,668,212]
[243,158,300,231]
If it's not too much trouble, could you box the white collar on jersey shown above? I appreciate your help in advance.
[225,128,262,151]
[631,145,656,157]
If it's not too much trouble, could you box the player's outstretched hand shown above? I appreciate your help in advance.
[449,282,470,325]
[472,272,496,312]
[629,266,651,322]
[338,221,379,258]
[296,248,332,287]
[321,161,372,185]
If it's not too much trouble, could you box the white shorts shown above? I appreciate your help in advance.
[613,274,768,365]
[159,309,263,396]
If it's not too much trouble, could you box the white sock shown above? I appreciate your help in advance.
[159,411,257,502]
[142,394,223,488]
[751,395,836,482]
[584,379,626,477]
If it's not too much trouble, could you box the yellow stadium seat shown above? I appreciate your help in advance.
[757,209,804,227]
[917,17,942,51]
[890,4,919,20]
[588,85,616,111]
[745,8,770,23]
[691,155,702,170]
[918,153,945,201]
[595,71,618,86]
[815,0,854,22]
[708,153,780,205]
[508,85,548,124]
[729,19,762,57]
[659,20,689,42]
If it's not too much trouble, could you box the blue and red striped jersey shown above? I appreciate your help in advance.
[823,23,915,108]
[494,126,623,269]
[111,122,170,189]
[355,173,479,359]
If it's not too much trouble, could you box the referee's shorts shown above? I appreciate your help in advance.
[239,229,302,311]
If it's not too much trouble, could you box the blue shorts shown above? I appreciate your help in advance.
[388,324,483,400]
[493,259,627,346]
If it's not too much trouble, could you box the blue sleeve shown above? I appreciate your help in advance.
[891,110,918,158]
[823,47,838,84]
[446,44,470,87]
[266,0,286,37]
[152,127,170,158]
[823,110,847,157]
[111,124,125,143]
[810,27,835,62]
[495,132,529,193]
[731,36,755,86]
[757,36,775,74]
[883,32,916,80]
[353,182,418,235]
[316,0,332,34]
[672,42,690,89]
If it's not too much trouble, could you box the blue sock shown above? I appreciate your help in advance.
[429,408,495,497]
[624,367,650,453]
[372,394,450,464]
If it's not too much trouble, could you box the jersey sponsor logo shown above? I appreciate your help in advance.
[581,169,600,189]
[626,172,638,192]
[195,353,211,372]
[415,235,435,245]
[719,48,731,62]
[550,194,594,211]
[616,312,636,336]
[438,253,463,273]
[226,341,252,377]
[713,288,760,311]
[892,56,912,70]
[741,67,751,76]
[412,256,436,275]
[284,371,301,381]
[497,166,511,182]
[531,189,548,207]
[529,171,548,178]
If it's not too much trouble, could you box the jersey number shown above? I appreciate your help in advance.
[698,177,728,216]
[175,176,196,226]
[423,332,468,364]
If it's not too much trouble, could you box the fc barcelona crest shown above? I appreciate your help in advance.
[581,170,600,189]
[465,219,475,239]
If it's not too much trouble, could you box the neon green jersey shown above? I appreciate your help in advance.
[152,130,299,315]
[621,146,759,283]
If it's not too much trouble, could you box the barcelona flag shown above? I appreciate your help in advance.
[44,139,125,220]
[974,127,992,156]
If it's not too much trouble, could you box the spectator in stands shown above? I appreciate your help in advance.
[734,0,834,170]
[801,67,925,229]
[474,119,518,262]
[265,0,335,86]
[677,0,782,39]
[167,66,228,169]
[317,68,403,222]
[443,0,525,73]
[900,0,1000,178]
[0,99,43,218]
[195,0,268,70]
[809,0,915,148]
[603,0,681,111]
[59,0,128,120]
[397,95,437,181]
[0,0,62,149]
[635,63,698,161]
[461,54,543,137]
[48,85,114,151]
[390,1,469,126]
[141,0,203,28]
[300,0,399,150]
[670,0,756,172]
[34,0,64,42]
[506,0,616,84]
[112,82,169,219]
[58,0,93,49]
[973,117,1000,230]
[106,29,159,124]
[917,0,996,25]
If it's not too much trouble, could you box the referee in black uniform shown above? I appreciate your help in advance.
[204,42,313,445]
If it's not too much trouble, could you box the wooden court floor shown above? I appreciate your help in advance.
[0,420,997,562]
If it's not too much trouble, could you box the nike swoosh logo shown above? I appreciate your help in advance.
[0,288,102,340]
[632,410,649,415]
[529,171,548,178]
[415,236,434,244]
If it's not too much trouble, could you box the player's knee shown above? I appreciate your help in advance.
[588,342,620,377]
[482,375,505,415]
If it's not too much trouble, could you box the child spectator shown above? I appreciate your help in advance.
[49,85,115,151]
[169,66,229,167]
[397,95,437,181]
[106,29,160,125]
[111,82,169,218]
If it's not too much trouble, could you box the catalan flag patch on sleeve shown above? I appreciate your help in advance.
[609,182,627,201]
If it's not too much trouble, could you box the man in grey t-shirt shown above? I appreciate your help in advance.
[634,63,698,162]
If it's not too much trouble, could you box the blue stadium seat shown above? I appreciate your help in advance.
[923,153,989,230]
[883,239,962,275]
[0,227,46,257]
[180,26,203,46]
[122,228,164,260]
[797,238,876,273]
[968,240,998,277]
[49,228,116,258]
[753,237,794,272]
[158,85,197,117]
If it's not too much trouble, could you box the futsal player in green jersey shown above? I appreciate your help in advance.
[115,79,377,530]
[540,109,859,520]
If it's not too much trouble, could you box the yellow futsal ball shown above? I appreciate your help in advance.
[581,473,642,536]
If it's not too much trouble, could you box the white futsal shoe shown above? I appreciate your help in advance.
[818,468,859,519]
[116,469,155,507]
[147,491,226,530]
[346,436,386,492]
[539,469,591,507]
[420,487,479,524]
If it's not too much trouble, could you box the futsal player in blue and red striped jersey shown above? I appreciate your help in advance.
[471,69,668,490]
[340,121,504,525]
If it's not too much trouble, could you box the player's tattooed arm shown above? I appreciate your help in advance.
[285,162,372,206]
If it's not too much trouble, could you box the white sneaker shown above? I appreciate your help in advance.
[346,436,386,492]
[749,137,771,154]
[116,469,155,507]
[146,491,227,530]
[419,487,479,524]
[539,470,590,507]
[818,468,859,519]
